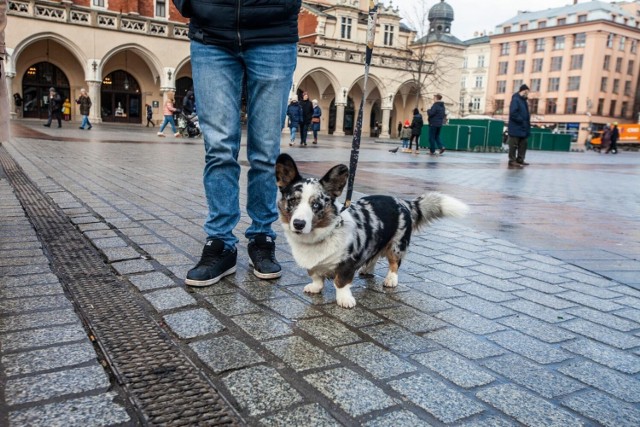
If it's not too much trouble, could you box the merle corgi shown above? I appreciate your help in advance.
[275,153,469,308]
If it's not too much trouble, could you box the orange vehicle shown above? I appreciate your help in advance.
[590,123,640,151]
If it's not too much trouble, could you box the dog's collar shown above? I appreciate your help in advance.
[335,217,344,229]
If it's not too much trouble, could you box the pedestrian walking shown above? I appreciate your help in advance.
[300,92,313,146]
[400,119,412,152]
[607,122,619,154]
[76,88,92,130]
[175,0,299,286]
[43,87,62,128]
[311,99,322,144]
[145,103,154,127]
[409,107,423,154]
[157,91,180,137]
[600,124,612,154]
[507,84,531,167]
[427,94,446,155]
[286,98,303,146]
[62,98,71,121]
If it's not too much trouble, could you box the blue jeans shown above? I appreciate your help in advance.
[80,115,92,129]
[159,115,177,133]
[429,126,444,153]
[290,125,298,142]
[191,41,297,249]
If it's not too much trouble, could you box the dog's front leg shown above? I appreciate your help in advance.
[303,270,324,294]
[334,269,356,308]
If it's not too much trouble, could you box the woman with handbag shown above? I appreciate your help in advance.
[311,99,322,144]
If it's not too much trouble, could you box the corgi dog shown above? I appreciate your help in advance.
[275,153,469,308]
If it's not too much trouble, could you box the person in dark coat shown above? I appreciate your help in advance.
[409,108,424,154]
[607,122,619,154]
[76,88,92,130]
[507,84,531,167]
[311,99,322,144]
[299,91,313,146]
[286,98,303,146]
[43,87,62,128]
[427,94,447,155]
[145,103,154,127]
[182,90,196,116]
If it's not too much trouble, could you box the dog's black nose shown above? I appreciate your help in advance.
[293,219,306,231]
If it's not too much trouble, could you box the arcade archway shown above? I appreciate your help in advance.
[22,62,70,119]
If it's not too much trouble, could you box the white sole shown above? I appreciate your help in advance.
[184,266,236,287]
[251,267,282,280]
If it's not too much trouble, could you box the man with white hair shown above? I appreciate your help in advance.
[76,88,93,130]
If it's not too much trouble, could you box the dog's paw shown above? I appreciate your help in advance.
[336,287,356,308]
[383,272,398,288]
[304,282,323,294]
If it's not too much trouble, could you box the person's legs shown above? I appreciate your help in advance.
[168,116,178,134]
[434,126,444,150]
[158,116,168,133]
[44,112,52,126]
[301,123,308,145]
[313,128,318,142]
[55,111,62,127]
[428,126,437,153]
[80,115,88,129]
[517,137,528,164]
[290,125,297,143]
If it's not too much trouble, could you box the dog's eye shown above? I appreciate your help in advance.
[312,202,322,211]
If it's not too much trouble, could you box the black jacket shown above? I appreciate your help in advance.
[410,112,424,136]
[173,0,301,48]
[300,99,313,125]
[427,101,446,127]
[507,92,531,138]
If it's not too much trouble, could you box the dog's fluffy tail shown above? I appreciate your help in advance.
[410,192,469,231]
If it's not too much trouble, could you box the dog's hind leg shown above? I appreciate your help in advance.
[303,270,325,294]
[383,247,403,288]
[359,254,379,277]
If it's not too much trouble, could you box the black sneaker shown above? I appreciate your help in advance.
[185,239,237,287]
[248,235,282,279]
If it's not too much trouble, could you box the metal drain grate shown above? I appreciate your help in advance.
[0,145,242,426]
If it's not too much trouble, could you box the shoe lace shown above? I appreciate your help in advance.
[253,244,276,264]
[197,247,226,267]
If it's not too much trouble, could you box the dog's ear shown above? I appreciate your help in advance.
[276,153,302,190]
[320,164,349,198]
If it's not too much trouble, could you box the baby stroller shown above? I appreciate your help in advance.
[177,111,202,138]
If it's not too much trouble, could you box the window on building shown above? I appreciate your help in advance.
[513,79,523,93]
[613,79,620,93]
[472,97,481,111]
[515,60,525,73]
[548,77,560,91]
[557,18,566,25]
[550,56,563,71]
[601,77,608,91]
[477,55,485,67]
[341,17,352,39]
[494,99,505,113]
[532,58,544,72]
[597,98,605,115]
[565,97,578,114]
[517,40,528,54]
[475,76,484,88]
[567,76,581,91]
[609,100,617,116]
[621,101,629,118]
[616,57,623,72]
[573,32,586,48]
[460,77,466,88]
[384,24,394,46]
[497,81,507,94]
[619,36,626,51]
[500,43,510,55]
[521,23,528,31]
[632,39,638,53]
[578,14,587,23]
[498,61,508,75]
[607,33,614,48]
[535,38,545,51]
[529,98,539,114]
[553,36,565,50]
[539,20,547,28]
[624,80,632,96]
[570,54,583,70]
[530,78,541,92]
[463,57,468,69]
[93,0,105,7]
[546,98,557,114]
[155,0,166,17]
[628,60,635,75]
[504,26,511,33]
[603,55,611,70]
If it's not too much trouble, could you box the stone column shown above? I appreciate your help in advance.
[87,80,102,123]
[5,72,16,119]
[380,107,391,138]
[334,103,345,136]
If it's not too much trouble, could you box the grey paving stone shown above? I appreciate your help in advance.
[558,290,624,312]
[262,296,322,319]
[2,341,97,377]
[101,246,141,262]
[497,315,575,343]
[0,264,52,276]
[558,360,640,403]
[562,339,640,374]
[83,229,119,239]
[110,258,156,275]
[128,271,176,291]
[511,276,566,294]
[163,308,225,339]
[223,365,303,417]
[232,311,293,341]
[483,354,585,398]
[434,254,478,267]
[516,260,570,274]
[304,367,396,417]
[77,222,111,232]
[514,289,577,310]
[487,330,571,364]
[0,255,50,267]
[425,328,505,360]
[565,306,639,331]
[518,269,572,284]
[0,272,59,288]
[560,319,640,349]
[468,264,519,280]
[617,295,640,309]
[388,289,452,313]
[561,271,617,287]
[205,292,262,316]
[362,323,438,353]
[0,282,64,299]
[477,384,583,427]
[561,389,640,427]
[259,403,340,426]
[559,281,625,299]
[144,287,196,311]
[297,317,361,347]
[502,299,574,323]
[389,373,484,423]
[0,308,78,333]
[435,308,507,334]
[190,335,264,374]
[336,342,416,379]
[1,323,87,353]
[322,304,383,327]
[449,296,514,319]
[264,336,338,372]
[377,305,447,333]
[457,415,518,426]
[5,365,109,405]
[616,307,640,323]
[414,281,466,298]
[363,410,433,427]
[8,392,130,426]
[420,270,469,286]
[0,249,44,258]
[91,236,128,249]
[457,282,516,303]
[411,349,495,388]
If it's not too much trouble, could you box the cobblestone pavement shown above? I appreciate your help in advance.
[1,120,639,426]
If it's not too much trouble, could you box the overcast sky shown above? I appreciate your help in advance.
[389,0,577,41]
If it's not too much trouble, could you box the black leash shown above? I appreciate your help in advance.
[342,1,380,212]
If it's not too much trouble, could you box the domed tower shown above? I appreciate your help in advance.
[428,0,454,35]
